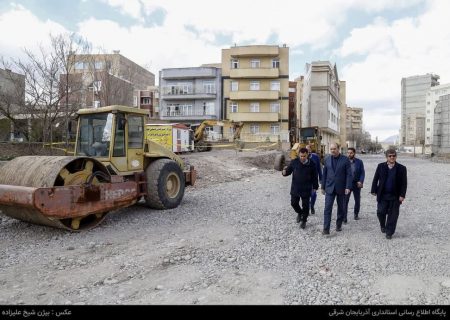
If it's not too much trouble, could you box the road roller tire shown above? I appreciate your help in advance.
[145,159,185,210]
[274,154,286,171]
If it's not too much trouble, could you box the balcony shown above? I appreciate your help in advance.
[229,90,279,100]
[160,68,217,79]
[228,112,279,122]
[229,46,279,57]
[230,68,279,78]
[160,91,217,100]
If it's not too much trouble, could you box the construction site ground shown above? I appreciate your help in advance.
[0,149,449,305]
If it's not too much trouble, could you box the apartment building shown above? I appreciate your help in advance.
[222,45,289,142]
[0,68,25,141]
[67,51,155,108]
[433,94,450,155]
[339,80,347,149]
[159,66,222,129]
[301,61,341,151]
[424,83,450,154]
[134,86,159,120]
[346,107,363,148]
[288,81,297,145]
[401,74,439,146]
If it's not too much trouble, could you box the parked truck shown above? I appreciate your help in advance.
[0,105,196,231]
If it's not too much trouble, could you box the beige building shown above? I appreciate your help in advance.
[301,61,341,152]
[424,83,450,154]
[346,107,363,148]
[339,80,347,149]
[68,51,155,108]
[221,45,289,142]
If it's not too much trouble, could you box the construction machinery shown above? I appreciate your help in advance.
[274,126,324,171]
[0,105,196,231]
[193,120,244,152]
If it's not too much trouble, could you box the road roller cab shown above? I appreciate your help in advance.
[0,105,196,231]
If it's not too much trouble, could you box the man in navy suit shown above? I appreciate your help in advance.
[321,143,352,235]
[344,147,365,222]
[282,148,319,229]
[371,149,407,240]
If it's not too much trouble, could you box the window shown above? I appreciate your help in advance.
[251,59,260,68]
[203,81,215,94]
[128,115,144,149]
[93,80,102,92]
[231,59,239,69]
[272,59,280,68]
[250,103,260,112]
[133,96,138,107]
[142,97,151,105]
[270,102,280,113]
[204,102,214,115]
[271,81,280,91]
[231,81,239,91]
[250,81,260,91]
[230,102,238,113]
[270,124,280,134]
[113,113,126,157]
[94,61,103,69]
[250,124,259,134]
[75,62,84,70]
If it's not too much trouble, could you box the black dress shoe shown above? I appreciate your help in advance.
[336,226,342,232]
[296,214,301,223]
[322,229,330,235]
[381,227,386,233]
[354,215,359,220]
[386,234,392,239]
[300,221,306,229]
[310,207,315,215]
[343,219,347,224]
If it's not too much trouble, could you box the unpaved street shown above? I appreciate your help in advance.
[0,151,449,305]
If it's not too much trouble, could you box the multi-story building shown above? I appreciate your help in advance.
[134,86,159,120]
[0,68,25,141]
[159,66,222,129]
[288,81,297,145]
[339,80,347,149]
[222,45,289,142]
[294,76,304,135]
[401,74,439,146]
[346,107,363,148]
[301,61,341,151]
[67,51,155,108]
[433,94,450,155]
[424,83,450,154]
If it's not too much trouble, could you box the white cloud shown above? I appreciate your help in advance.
[100,0,144,21]
[338,0,450,140]
[0,4,67,60]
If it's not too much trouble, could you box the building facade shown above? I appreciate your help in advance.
[134,86,159,120]
[424,83,450,154]
[222,45,289,142]
[159,66,222,129]
[432,94,450,155]
[401,74,439,146]
[68,51,155,108]
[0,68,25,141]
[346,107,363,149]
[301,61,341,151]
[288,81,297,145]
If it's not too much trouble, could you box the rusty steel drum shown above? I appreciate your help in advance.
[0,156,111,231]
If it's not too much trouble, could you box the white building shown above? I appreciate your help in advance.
[425,83,450,154]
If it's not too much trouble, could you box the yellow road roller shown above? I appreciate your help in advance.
[0,105,196,231]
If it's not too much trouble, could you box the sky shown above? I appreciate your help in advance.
[1,0,450,141]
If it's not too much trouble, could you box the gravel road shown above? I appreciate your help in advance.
[0,151,449,305]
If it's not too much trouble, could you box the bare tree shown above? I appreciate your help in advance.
[0,32,91,147]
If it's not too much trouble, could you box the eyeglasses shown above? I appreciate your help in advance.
[387,155,397,158]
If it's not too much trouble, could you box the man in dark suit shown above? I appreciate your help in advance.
[371,149,407,239]
[321,143,352,235]
[306,144,323,215]
[282,148,319,229]
[344,147,365,222]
